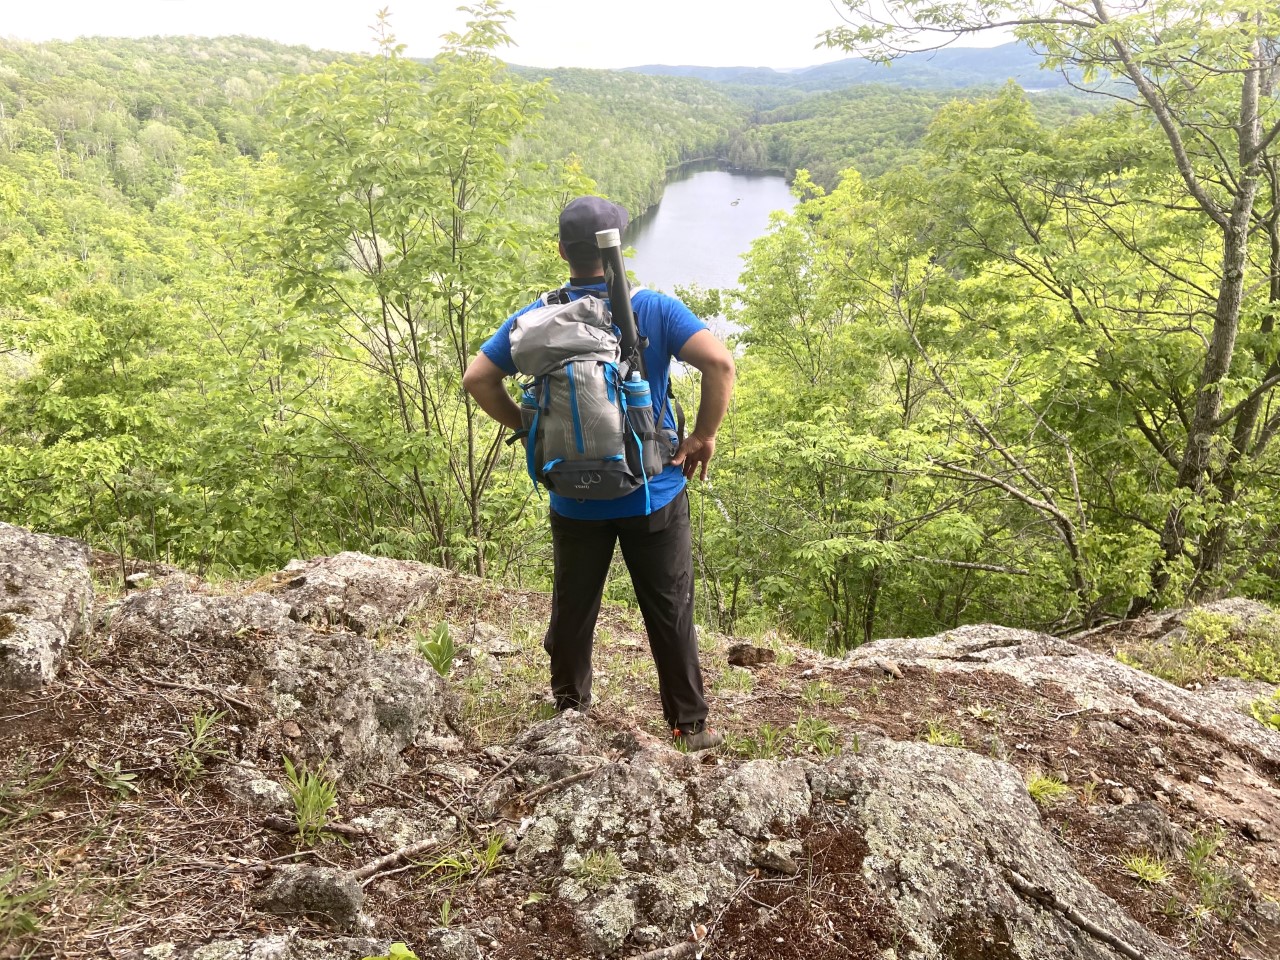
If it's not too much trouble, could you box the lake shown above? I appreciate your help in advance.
[625,163,795,295]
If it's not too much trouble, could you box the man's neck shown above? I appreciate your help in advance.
[568,275,606,285]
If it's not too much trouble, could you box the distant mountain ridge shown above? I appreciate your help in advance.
[621,41,1070,91]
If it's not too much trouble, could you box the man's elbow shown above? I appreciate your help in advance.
[461,357,487,397]
[705,350,736,382]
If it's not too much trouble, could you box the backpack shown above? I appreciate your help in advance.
[509,287,679,510]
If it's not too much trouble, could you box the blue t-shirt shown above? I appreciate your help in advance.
[482,280,706,520]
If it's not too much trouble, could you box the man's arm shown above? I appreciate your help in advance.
[672,329,736,481]
[462,353,522,432]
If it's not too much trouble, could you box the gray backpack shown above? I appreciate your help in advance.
[509,288,674,508]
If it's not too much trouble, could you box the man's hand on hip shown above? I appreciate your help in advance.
[673,433,716,481]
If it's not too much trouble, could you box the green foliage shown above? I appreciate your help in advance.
[0,862,53,945]
[714,667,755,695]
[362,944,420,960]
[1025,771,1070,807]
[282,755,337,847]
[175,709,227,781]
[1118,608,1280,687]
[417,623,457,678]
[1249,691,1280,731]
[801,681,843,707]
[923,719,964,748]
[89,759,140,796]
[1185,828,1238,919]
[793,715,841,756]
[569,849,625,889]
[1121,852,1171,886]
[727,723,784,760]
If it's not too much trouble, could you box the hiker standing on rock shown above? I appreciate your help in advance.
[463,196,735,751]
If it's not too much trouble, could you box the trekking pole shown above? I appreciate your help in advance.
[596,228,646,377]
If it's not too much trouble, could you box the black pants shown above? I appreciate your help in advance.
[546,490,708,729]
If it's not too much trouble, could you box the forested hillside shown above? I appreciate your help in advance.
[4,0,1278,649]
[627,40,1072,91]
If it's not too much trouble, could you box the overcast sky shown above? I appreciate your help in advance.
[0,1,895,70]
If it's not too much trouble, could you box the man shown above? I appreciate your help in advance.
[462,196,735,751]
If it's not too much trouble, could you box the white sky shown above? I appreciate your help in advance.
[0,0,882,70]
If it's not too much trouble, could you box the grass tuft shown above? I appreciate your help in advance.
[1121,851,1171,886]
[923,718,964,748]
[282,755,337,847]
[569,849,624,889]
[1025,771,1070,807]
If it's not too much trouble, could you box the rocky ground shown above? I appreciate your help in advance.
[2,521,1279,960]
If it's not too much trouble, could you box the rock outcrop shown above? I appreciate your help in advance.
[107,582,463,783]
[269,552,448,636]
[2,524,1278,960]
[0,522,93,691]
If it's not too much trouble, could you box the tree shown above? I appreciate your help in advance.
[267,4,575,574]
[826,0,1280,606]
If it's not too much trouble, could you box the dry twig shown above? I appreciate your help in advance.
[514,766,602,808]
[262,815,368,838]
[1008,869,1147,960]
[353,836,442,883]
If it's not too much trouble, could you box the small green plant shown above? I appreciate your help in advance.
[793,715,841,756]
[1077,780,1101,807]
[570,849,624,889]
[417,622,457,677]
[1121,852,1171,886]
[361,944,420,960]
[530,701,559,722]
[176,708,227,781]
[727,723,784,760]
[438,897,454,928]
[924,719,964,748]
[1025,771,1070,807]
[716,667,755,695]
[425,850,472,886]
[89,759,140,795]
[1185,828,1238,919]
[967,703,1000,724]
[0,862,53,943]
[1249,690,1280,731]
[1183,609,1233,646]
[801,681,843,707]
[283,755,337,847]
[473,831,506,877]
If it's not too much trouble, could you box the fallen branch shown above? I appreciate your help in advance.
[135,672,255,712]
[262,815,368,839]
[1007,870,1147,960]
[626,943,700,960]
[354,836,442,883]
[626,923,707,960]
[515,766,601,808]
[473,753,522,799]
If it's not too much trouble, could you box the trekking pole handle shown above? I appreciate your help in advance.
[596,228,645,377]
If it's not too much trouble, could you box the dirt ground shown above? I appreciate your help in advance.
[2,568,1277,959]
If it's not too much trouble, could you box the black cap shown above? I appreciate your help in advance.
[559,196,629,255]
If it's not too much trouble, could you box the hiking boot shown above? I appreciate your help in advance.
[672,722,724,752]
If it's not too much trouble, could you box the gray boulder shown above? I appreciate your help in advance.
[271,552,447,635]
[256,865,364,931]
[0,522,93,691]
[109,583,462,784]
[822,740,1187,960]
[141,933,390,960]
[513,713,1189,959]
